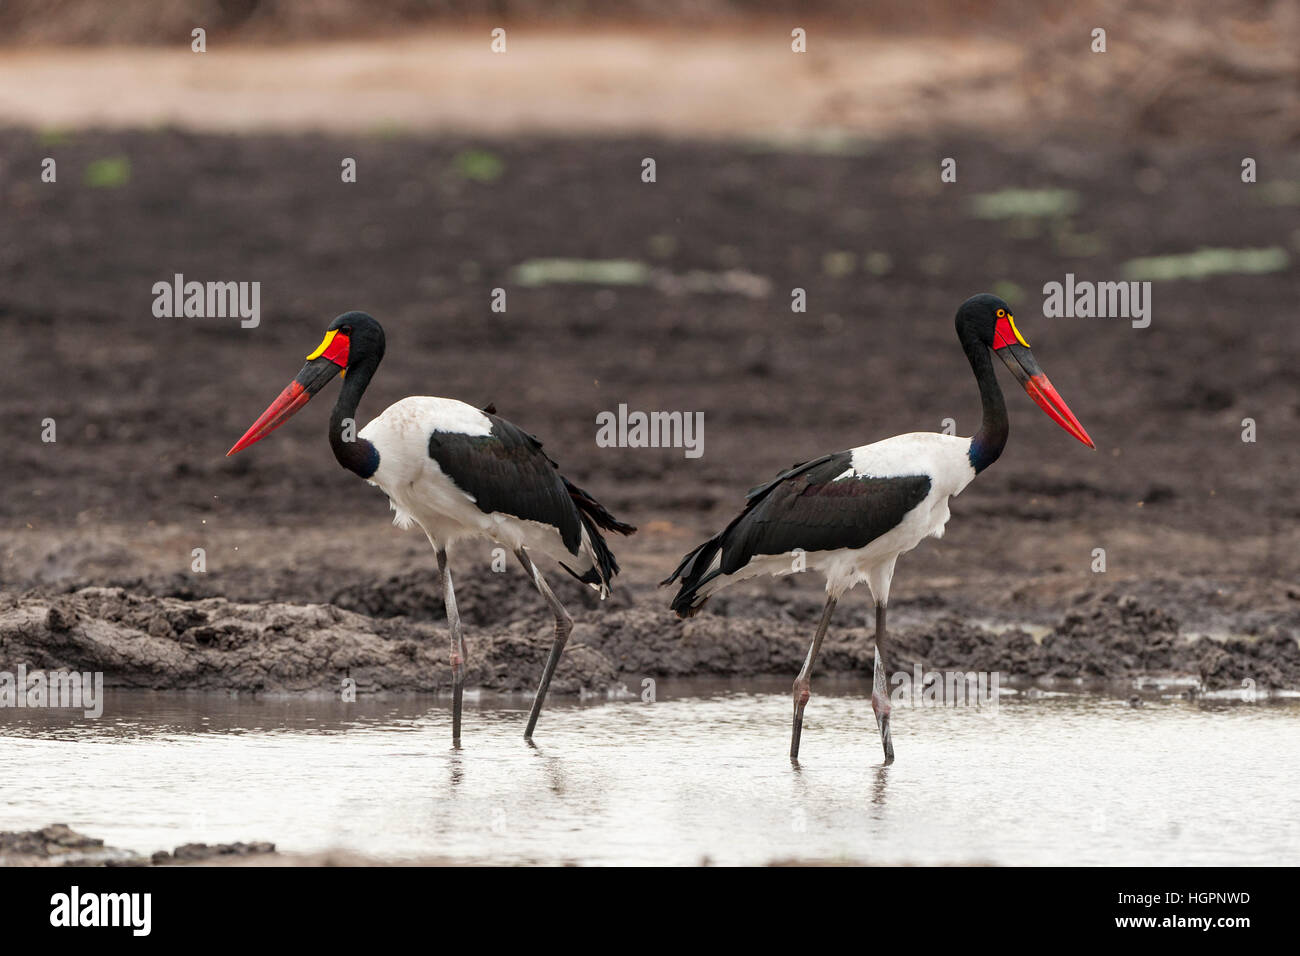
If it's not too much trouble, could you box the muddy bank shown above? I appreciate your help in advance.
[3,583,1297,694]
[0,586,617,696]
[0,823,275,867]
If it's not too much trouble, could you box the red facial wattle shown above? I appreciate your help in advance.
[316,331,350,367]
[992,315,1022,350]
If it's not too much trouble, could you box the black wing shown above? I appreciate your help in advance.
[720,451,932,573]
[428,414,584,554]
[663,451,931,615]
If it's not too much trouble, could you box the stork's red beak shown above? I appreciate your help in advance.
[226,329,350,456]
[992,315,1094,449]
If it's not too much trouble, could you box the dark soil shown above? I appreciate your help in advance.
[2,129,1298,694]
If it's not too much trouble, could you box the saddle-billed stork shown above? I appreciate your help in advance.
[663,294,1093,764]
[227,312,635,744]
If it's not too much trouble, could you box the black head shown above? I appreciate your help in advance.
[954,293,1015,348]
[953,292,1095,449]
[227,310,386,456]
[326,311,386,367]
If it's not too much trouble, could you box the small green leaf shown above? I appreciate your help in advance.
[84,156,131,188]
[454,149,505,183]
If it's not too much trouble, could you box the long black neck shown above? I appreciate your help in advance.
[962,327,1008,474]
[329,356,381,479]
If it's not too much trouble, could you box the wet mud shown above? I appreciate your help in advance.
[4,581,1298,694]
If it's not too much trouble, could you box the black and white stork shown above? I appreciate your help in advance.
[662,294,1093,764]
[227,311,635,744]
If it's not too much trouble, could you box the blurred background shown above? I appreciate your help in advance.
[1,0,1297,684]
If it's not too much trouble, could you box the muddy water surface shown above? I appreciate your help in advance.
[3,683,1297,866]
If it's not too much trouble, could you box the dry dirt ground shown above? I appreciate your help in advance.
[1,18,1296,142]
[1,118,1298,696]
[0,28,1026,139]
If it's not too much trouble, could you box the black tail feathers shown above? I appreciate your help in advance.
[560,478,635,594]
[563,478,636,536]
[660,534,724,618]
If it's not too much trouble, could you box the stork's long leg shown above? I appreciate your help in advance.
[514,547,574,741]
[435,547,466,745]
[790,595,838,760]
[871,603,895,765]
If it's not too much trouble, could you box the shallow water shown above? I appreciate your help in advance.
[3,681,1298,865]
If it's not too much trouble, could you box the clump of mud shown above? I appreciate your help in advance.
[0,824,140,866]
[152,841,276,865]
[1198,629,1300,691]
[0,824,278,867]
[1040,593,1185,677]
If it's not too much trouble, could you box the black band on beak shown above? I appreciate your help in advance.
[994,342,1041,386]
[993,343,1095,448]
[294,356,346,397]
